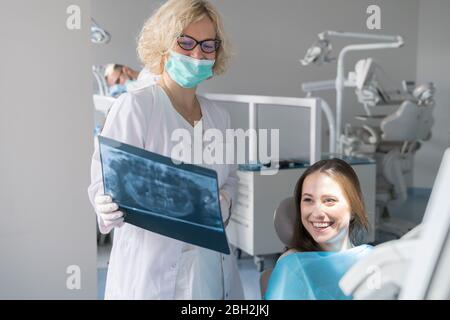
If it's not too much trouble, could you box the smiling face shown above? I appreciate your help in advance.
[300,171,353,252]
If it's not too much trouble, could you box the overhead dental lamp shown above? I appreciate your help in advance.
[413,82,435,106]
[354,58,376,90]
[91,18,111,44]
[352,58,394,108]
[300,37,333,66]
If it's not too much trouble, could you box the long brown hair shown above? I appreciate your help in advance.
[291,158,369,252]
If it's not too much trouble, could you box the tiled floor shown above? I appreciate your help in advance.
[97,188,431,300]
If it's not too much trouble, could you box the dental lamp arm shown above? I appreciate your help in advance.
[335,35,404,154]
[318,98,336,155]
[320,31,403,44]
[300,82,336,155]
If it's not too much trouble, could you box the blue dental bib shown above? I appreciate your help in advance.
[265,244,373,300]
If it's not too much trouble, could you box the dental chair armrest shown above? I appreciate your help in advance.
[339,238,419,299]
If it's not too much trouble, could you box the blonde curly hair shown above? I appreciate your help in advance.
[137,0,232,76]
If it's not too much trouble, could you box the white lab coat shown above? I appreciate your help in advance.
[88,84,244,299]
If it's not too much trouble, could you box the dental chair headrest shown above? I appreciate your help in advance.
[273,197,298,248]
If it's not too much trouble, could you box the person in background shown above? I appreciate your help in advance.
[104,64,139,97]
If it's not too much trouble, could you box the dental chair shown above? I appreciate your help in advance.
[340,59,436,240]
[340,148,450,299]
[262,196,375,300]
[260,197,297,298]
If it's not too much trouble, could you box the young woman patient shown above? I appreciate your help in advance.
[265,158,373,300]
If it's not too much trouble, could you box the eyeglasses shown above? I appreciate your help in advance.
[177,34,221,54]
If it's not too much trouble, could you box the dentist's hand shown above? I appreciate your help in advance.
[95,194,125,234]
[219,190,232,227]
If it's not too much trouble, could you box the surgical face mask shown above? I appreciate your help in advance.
[108,80,136,98]
[165,50,215,88]
[109,84,127,98]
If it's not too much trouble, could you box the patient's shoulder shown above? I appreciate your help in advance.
[278,248,299,262]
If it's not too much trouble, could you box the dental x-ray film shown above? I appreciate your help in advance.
[98,136,230,254]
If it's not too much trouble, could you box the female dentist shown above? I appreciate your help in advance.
[88,0,244,300]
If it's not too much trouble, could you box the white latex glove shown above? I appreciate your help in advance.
[219,190,232,227]
[95,194,125,234]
